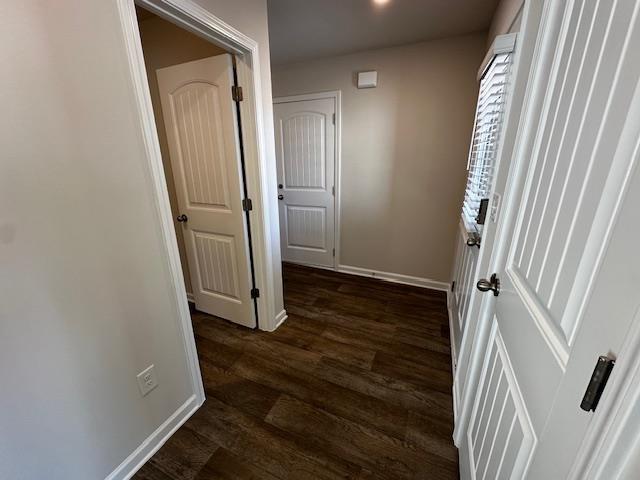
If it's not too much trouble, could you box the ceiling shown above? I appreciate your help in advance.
[267,0,500,65]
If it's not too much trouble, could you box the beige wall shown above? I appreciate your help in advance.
[487,0,525,47]
[138,14,226,295]
[272,34,486,282]
[0,0,277,478]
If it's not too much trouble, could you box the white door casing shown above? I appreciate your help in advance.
[274,95,336,268]
[460,1,640,479]
[157,54,256,328]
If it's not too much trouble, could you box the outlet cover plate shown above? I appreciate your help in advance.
[137,364,158,397]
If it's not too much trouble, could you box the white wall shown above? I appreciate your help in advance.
[272,34,486,282]
[0,0,277,478]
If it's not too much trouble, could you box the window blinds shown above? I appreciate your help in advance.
[462,51,513,234]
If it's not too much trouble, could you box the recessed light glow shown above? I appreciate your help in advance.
[373,0,391,6]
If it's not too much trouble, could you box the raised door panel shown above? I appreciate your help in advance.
[193,232,240,301]
[285,205,327,251]
[450,220,481,378]
[452,222,480,335]
[282,113,326,190]
[169,82,231,210]
[509,0,639,359]
[467,321,535,480]
[458,245,479,332]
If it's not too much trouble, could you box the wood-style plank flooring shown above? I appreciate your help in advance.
[134,263,457,480]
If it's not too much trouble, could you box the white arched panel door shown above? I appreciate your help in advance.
[157,54,255,328]
[274,96,336,268]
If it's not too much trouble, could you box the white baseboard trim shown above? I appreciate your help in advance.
[337,264,449,291]
[264,309,288,332]
[106,394,201,480]
[186,292,195,304]
[282,259,337,272]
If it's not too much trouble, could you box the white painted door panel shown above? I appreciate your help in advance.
[461,1,640,479]
[157,55,255,328]
[451,221,481,364]
[274,98,336,268]
[466,320,534,480]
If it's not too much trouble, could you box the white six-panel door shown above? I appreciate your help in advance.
[461,1,640,479]
[274,97,336,268]
[157,54,255,328]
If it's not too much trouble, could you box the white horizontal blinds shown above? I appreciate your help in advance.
[462,51,513,233]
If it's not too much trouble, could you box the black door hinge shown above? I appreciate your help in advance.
[580,356,615,412]
[242,198,253,211]
[250,288,260,299]
[232,85,243,102]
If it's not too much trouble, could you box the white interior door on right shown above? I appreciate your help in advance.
[461,1,640,479]
[274,97,336,268]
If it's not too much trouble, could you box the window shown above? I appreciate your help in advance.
[462,36,516,236]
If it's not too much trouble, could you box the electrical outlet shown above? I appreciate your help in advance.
[136,365,158,397]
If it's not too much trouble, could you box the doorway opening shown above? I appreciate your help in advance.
[135,5,260,329]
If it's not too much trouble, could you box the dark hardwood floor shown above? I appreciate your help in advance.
[134,263,457,480]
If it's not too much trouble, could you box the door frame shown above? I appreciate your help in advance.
[116,0,280,406]
[273,90,342,270]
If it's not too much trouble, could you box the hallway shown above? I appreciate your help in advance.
[135,263,457,479]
